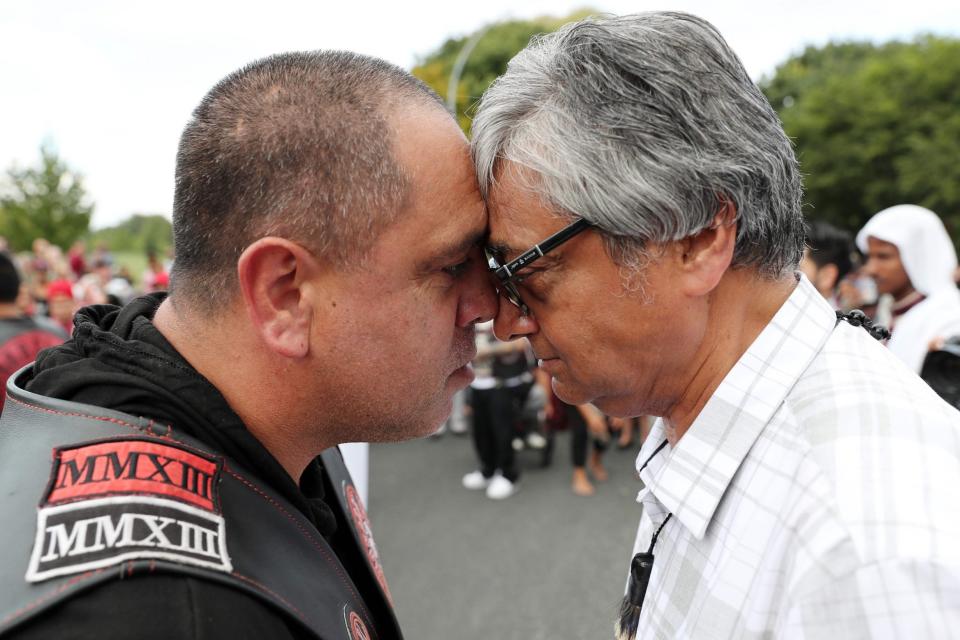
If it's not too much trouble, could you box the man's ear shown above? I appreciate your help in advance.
[237,237,320,359]
[676,199,738,296]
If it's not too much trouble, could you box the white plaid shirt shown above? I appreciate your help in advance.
[629,276,960,639]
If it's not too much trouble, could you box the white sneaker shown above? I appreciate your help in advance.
[525,432,548,450]
[486,475,518,500]
[462,471,491,490]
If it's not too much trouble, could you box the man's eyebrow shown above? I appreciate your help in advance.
[423,228,488,266]
[486,240,517,259]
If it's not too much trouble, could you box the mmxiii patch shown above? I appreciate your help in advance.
[26,438,232,583]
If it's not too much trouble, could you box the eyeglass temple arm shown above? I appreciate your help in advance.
[495,218,592,279]
[539,218,592,253]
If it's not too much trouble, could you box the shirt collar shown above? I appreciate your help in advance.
[891,290,926,317]
[635,275,837,539]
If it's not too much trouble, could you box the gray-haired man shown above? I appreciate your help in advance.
[472,11,960,639]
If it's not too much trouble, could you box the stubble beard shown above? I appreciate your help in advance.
[349,325,478,443]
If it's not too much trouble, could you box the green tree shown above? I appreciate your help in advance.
[87,213,172,255]
[413,8,597,133]
[760,36,960,237]
[0,144,94,251]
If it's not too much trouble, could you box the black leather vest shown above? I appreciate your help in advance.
[0,366,401,640]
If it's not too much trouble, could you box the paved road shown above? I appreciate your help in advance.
[368,430,646,640]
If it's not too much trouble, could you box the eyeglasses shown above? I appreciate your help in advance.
[485,218,592,315]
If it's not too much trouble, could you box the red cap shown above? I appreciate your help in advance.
[46,279,74,300]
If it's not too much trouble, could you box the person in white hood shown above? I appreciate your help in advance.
[857,204,960,372]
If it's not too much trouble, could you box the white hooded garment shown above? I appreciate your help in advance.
[857,204,960,372]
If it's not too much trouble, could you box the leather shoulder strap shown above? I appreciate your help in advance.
[321,449,398,613]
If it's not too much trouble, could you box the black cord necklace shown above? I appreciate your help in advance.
[836,309,890,341]
[616,439,671,640]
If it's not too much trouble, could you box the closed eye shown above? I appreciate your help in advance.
[443,257,473,278]
[511,268,541,285]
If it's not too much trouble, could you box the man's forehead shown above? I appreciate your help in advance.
[486,182,563,259]
[866,236,901,255]
[485,209,522,258]
[428,223,487,258]
[409,205,487,269]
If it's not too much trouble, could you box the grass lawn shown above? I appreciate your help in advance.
[110,251,151,288]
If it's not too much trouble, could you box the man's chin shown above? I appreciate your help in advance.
[550,376,593,408]
[552,377,638,417]
[411,389,462,440]
[375,415,446,443]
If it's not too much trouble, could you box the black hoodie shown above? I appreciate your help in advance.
[13,295,349,639]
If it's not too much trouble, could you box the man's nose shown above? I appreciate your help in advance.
[493,295,538,342]
[456,256,499,327]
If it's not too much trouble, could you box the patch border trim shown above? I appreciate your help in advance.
[26,494,232,583]
[342,479,393,606]
[342,603,372,640]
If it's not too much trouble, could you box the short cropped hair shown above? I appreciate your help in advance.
[805,221,856,282]
[472,11,804,279]
[0,253,20,303]
[171,51,444,308]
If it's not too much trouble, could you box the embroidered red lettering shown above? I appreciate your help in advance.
[46,440,220,512]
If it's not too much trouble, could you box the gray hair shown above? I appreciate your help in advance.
[172,51,445,310]
[471,11,804,279]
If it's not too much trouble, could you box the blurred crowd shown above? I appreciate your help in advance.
[802,205,960,379]
[0,237,172,408]
[0,238,171,332]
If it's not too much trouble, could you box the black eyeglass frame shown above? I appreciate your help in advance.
[486,217,592,315]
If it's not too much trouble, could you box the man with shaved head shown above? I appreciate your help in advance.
[0,52,495,638]
[472,11,960,638]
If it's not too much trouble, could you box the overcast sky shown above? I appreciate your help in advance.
[2,0,958,229]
